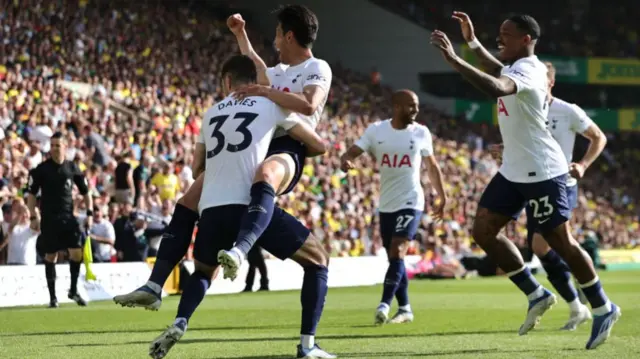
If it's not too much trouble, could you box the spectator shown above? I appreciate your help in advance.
[90,206,116,263]
[1,202,39,265]
[114,153,134,205]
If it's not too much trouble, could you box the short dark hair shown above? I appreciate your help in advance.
[276,5,318,48]
[507,14,541,40]
[221,55,257,86]
[51,132,64,140]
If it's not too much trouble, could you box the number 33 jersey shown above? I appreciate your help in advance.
[197,95,299,210]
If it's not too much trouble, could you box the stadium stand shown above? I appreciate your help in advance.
[0,0,637,266]
[372,0,640,57]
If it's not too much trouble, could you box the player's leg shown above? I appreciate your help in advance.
[376,210,420,325]
[474,173,556,335]
[42,242,59,308]
[533,177,620,349]
[259,207,335,359]
[114,174,202,309]
[66,219,87,306]
[531,233,591,330]
[149,206,235,359]
[218,150,299,280]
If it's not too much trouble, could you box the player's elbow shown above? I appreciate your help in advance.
[307,141,328,157]
[299,103,315,116]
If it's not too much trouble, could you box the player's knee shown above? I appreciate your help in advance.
[472,207,503,245]
[543,222,578,253]
[389,237,408,259]
[255,155,290,189]
[68,249,82,262]
[293,235,329,268]
[194,260,218,280]
[44,253,58,263]
[531,233,551,257]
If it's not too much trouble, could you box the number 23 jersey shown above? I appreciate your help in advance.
[197,95,299,210]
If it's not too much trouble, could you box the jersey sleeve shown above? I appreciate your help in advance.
[72,163,90,195]
[265,67,278,85]
[420,128,434,157]
[302,60,332,93]
[568,104,594,134]
[501,59,538,93]
[274,105,302,131]
[354,124,375,152]
[25,167,41,196]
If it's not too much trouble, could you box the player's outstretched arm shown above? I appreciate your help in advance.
[228,14,270,86]
[452,12,503,75]
[431,30,516,98]
[425,155,447,219]
[286,122,327,157]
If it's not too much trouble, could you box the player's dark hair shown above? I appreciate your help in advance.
[220,55,257,86]
[507,14,541,40]
[276,5,318,48]
[51,132,64,140]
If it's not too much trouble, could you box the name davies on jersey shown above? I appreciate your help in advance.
[217,98,257,111]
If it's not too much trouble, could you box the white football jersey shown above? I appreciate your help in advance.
[266,57,332,137]
[355,119,433,213]
[547,97,594,186]
[197,95,299,211]
[497,56,568,183]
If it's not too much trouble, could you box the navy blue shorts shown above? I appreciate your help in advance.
[479,172,571,234]
[194,204,309,266]
[379,209,423,250]
[267,135,307,195]
[526,184,578,245]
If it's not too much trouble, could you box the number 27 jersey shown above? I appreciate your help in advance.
[197,95,299,210]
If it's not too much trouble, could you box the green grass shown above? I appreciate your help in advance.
[1,271,638,359]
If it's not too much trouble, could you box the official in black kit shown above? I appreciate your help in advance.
[26,132,94,308]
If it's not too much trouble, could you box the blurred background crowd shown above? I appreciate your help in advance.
[0,0,638,268]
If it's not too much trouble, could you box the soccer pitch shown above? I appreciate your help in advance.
[1,271,638,359]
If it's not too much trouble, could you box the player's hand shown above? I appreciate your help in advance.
[430,196,447,222]
[232,84,269,100]
[340,157,356,172]
[488,143,504,161]
[452,11,476,43]
[569,162,586,180]
[227,14,246,36]
[430,30,458,63]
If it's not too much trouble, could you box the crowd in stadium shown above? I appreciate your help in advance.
[377,0,640,57]
[0,0,637,266]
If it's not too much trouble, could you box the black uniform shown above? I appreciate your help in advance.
[26,159,89,254]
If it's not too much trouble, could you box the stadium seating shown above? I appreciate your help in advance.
[0,0,637,265]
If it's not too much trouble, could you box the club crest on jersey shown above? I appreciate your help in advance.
[497,98,509,116]
[381,154,412,168]
[272,85,290,92]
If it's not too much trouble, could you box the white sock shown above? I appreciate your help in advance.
[592,301,612,316]
[568,298,583,312]
[146,281,163,295]
[526,285,546,301]
[377,302,390,313]
[399,304,412,312]
[174,317,188,331]
[301,334,314,349]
